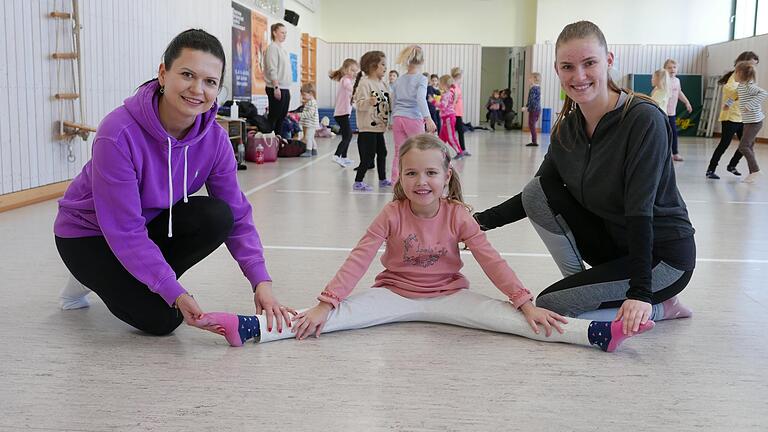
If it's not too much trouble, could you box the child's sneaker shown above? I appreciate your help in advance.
[311,149,318,156]
[331,155,346,167]
[727,165,742,176]
[299,150,312,157]
[379,179,393,187]
[742,171,762,183]
[462,150,472,156]
[352,181,373,191]
[342,157,356,166]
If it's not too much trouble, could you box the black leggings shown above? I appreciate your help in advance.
[354,132,387,182]
[524,176,695,317]
[55,197,234,335]
[456,116,466,151]
[266,87,291,136]
[707,120,744,172]
[334,114,353,158]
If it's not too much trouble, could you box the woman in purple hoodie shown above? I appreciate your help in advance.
[54,29,295,337]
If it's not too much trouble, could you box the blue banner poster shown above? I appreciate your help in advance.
[232,2,251,99]
[290,53,298,83]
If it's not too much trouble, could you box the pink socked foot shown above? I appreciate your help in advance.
[606,320,655,353]
[197,312,243,347]
[662,296,693,320]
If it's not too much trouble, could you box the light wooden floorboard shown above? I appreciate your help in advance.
[1,130,766,431]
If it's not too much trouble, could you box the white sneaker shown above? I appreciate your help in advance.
[60,275,91,310]
[331,155,347,167]
[742,171,762,183]
[342,157,355,166]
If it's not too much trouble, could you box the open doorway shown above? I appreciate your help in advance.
[480,47,526,130]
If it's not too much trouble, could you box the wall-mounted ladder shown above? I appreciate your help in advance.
[50,0,95,162]
[697,75,722,138]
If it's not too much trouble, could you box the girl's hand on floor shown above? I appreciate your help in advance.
[292,302,333,340]
[520,301,567,337]
[254,282,297,333]
[615,299,652,335]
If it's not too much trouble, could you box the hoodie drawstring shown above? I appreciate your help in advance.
[167,137,173,238]
[183,145,189,203]
[167,137,190,238]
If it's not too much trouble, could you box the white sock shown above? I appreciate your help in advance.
[60,275,91,310]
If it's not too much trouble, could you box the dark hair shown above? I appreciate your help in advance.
[430,74,439,80]
[719,51,760,85]
[139,29,226,90]
[351,50,386,104]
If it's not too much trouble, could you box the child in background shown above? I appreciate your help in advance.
[650,69,670,110]
[298,82,319,157]
[199,134,654,352]
[329,58,360,167]
[486,89,505,131]
[734,61,768,184]
[350,51,392,191]
[427,73,442,133]
[663,59,693,161]
[390,45,437,182]
[521,72,541,146]
[388,70,399,89]
[437,75,463,157]
[450,67,471,156]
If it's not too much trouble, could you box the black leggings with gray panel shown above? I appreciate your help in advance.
[522,176,695,317]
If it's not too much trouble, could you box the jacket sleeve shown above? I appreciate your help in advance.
[622,107,669,303]
[91,137,186,306]
[458,209,533,308]
[205,127,271,290]
[318,206,390,307]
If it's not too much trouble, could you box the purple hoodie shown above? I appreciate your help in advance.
[54,80,270,306]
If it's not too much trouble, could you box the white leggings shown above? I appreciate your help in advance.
[257,288,593,347]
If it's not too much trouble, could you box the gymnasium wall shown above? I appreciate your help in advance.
[0,0,305,195]
[534,0,732,45]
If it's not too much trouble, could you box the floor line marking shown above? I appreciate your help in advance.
[275,189,331,194]
[244,152,332,196]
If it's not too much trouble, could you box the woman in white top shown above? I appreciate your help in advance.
[264,23,292,136]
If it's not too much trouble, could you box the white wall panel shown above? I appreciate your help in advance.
[0,0,231,194]
[528,43,706,127]
[318,42,482,125]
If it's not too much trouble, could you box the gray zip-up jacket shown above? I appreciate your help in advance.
[476,93,695,302]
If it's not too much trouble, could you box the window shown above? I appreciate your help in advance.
[731,0,766,39]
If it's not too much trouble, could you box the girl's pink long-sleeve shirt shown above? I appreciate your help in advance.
[437,87,457,118]
[318,199,533,308]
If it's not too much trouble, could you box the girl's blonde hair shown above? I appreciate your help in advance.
[392,134,469,210]
[329,58,358,81]
[531,72,542,84]
[552,20,651,141]
[300,82,316,97]
[450,67,462,79]
[734,61,757,83]
[663,58,677,69]
[396,45,425,67]
[438,74,454,91]
[652,69,669,91]
[351,50,386,104]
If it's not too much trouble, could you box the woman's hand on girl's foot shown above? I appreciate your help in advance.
[292,302,333,340]
[520,301,568,337]
[254,281,297,333]
[615,299,652,335]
